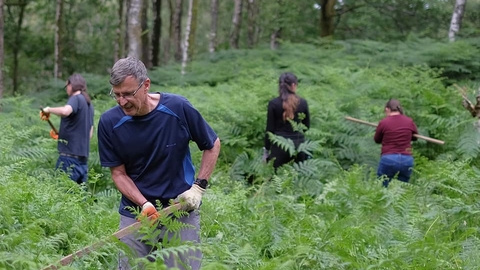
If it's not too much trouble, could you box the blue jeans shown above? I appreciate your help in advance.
[377,154,414,187]
[55,155,88,184]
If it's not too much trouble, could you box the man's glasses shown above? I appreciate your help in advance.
[109,80,145,100]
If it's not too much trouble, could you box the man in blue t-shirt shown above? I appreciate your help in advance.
[97,57,221,270]
[40,74,94,184]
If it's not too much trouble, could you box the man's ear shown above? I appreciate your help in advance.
[144,78,151,92]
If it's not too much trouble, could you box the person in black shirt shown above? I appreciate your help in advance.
[263,72,310,169]
[40,74,94,184]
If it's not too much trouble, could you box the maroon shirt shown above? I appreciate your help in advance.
[374,114,418,155]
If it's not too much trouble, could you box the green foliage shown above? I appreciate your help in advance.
[3,39,480,269]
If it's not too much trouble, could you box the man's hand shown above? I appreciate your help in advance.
[175,184,205,211]
[139,202,160,221]
[50,130,59,140]
[40,107,51,121]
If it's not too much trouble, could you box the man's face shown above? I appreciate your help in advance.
[111,76,150,116]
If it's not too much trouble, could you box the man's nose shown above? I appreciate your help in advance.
[118,97,128,106]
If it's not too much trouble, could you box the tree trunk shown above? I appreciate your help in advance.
[209,0,218,53]
[187,0,198,59]
[181,0,193,74]
[141,0,150,67]
[0,0,4,101]
[164,0,174,63]
[229,0,243,49]
[127,0,142,59]
[54,0,64,79]
[12,2,26,95]
[125,0,130,55]
[449,0,467,42]
[173,0,183,62]
[152,0,162,67]
[246,0,257,49]
[114,0,125,62]
[320,0,336,37]
[270,28,281,50]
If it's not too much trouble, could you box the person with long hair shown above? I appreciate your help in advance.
[40,74,95,184]
[374,99,418,187]
[263,72,310,169]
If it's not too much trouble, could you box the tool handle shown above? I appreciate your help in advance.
[41,203,183,270]
[40,107,59,135]
[344,116,445,145]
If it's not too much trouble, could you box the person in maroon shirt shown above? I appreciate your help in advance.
[374,99,418,187]
[263,72,310,169]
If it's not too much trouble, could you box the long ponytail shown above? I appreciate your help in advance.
[278,72,299,121]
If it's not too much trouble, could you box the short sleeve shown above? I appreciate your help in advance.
[67,95,79,113]
[97,115,123,167]
[182,99,218,151]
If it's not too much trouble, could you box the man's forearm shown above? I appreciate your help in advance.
[111,167,147,206]
[197,138,221,180]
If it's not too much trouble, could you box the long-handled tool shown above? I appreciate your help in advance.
[345,116,445,145]
[41,203,183,270]
[40,107,59,135]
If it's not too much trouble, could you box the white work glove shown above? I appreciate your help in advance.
[262,147,269,162]
[175,184,205,211]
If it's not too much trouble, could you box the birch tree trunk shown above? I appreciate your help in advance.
[165,0,174,63]
[0,0,4,101]
[270,28,281,50]
[320,0,336,37]
[229,0,243,49]
[127,0,142,59]
[449,0,467,42]
[54,0,64,79]
[12,2,26,95]
[246,0,257,49]
[269,0,283,50]
[173,0,183,62]
[187,0,198,59]
[181,0,193,75]
[114,0,125,62]
[141,0,151,68]
[125,0,130,54]
[152,0,162,67]
[209,0,218,53]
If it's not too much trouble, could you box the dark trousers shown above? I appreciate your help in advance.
[268,136,307,169]
[55,155,88,184]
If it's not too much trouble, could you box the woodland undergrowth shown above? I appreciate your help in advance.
[1,39,480,269]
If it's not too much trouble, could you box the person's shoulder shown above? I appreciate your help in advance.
[400,114,414,122]
[161,92,190,105]
[99,106,123,122]
[378,116,389,125]
[268,97,281,105]
[299,97,308,104]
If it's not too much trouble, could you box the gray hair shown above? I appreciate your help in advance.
[110,57,148,86]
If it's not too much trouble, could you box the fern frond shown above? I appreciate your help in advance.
[267,133,296,156]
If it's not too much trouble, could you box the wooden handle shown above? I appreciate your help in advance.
[40,107,59,135]
[41,203,183,270]
[344,116,445,145]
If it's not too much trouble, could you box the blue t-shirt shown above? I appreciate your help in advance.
[97,93,218,218]
[58,94,94,158]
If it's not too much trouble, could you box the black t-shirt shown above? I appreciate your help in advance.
[58,94,94,158]
[264,96,310,150]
